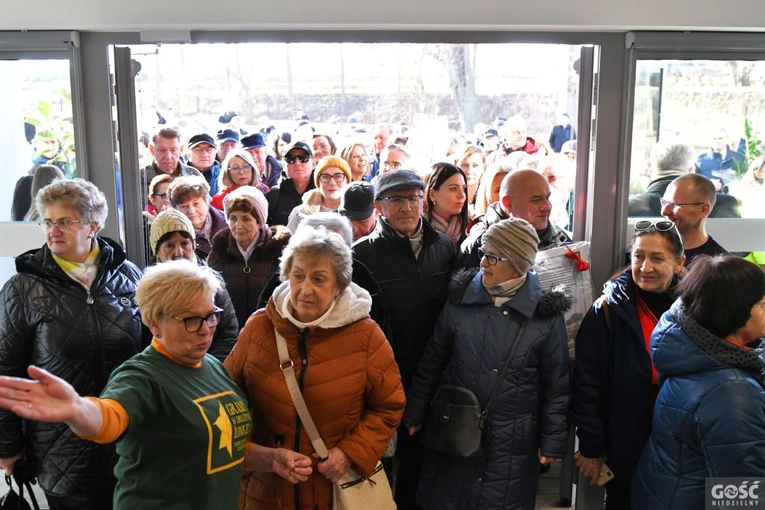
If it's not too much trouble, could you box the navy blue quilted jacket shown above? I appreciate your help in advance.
[403,269,570,510]
[632,303,765,509]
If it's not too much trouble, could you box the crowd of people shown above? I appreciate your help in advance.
[0,112,762,510]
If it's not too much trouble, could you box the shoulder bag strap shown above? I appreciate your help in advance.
[274,328,329,459]
[481,318,527,420]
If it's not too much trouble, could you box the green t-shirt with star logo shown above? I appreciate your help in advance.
[100,346,251,510]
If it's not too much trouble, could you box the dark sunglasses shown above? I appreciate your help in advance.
[635,220,676,232]
[285,154,311,164]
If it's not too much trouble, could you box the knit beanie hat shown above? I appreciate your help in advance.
[482,217,539,275]
[150,208,195,256]
[314,156,352,188]
[223,185,269,225]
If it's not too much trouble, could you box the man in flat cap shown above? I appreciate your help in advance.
[352,169,454,510]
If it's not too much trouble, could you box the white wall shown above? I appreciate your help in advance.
[1,0,764,32]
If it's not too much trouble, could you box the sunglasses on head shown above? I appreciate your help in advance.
[635,220,676,232]
[285,154,311,164]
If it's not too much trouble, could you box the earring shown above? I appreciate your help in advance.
[88,233,94,239]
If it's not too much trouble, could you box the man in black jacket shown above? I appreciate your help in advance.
[353,170,454,510]
[265,141,315,226]
[459,169,571,269]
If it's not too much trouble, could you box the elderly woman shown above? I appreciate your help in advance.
[572,220,685,509]
[0,260,312,509]
[148,208,238,359]
[632,256,765,509]
[207,186,291,328]
[225,226,405,509]
[0,178,145,509]
[403,218,570,510]
[169,175,227,261]
[340,140,370,181]
[286,156,351,232]
[210,149,269,211]
[423,162,469,248]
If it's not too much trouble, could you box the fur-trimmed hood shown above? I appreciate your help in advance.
[297,188,326,214]
[448,268,571,318]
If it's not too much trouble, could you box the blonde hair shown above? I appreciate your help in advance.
[219,149,261,189]
[35,178,108,232]
[136,259,222,326]
[474,164,509,216]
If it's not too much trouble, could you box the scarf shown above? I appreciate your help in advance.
[236,227,266,264]
[280,289,337,330]
[670,300,765,375]
[53,241,100,290]
[386,218,424,259]
[483,273,527,307]
[430,213,463,248]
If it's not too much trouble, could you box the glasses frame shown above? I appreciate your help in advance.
[318,172,348,184]
[379,195,423,207]
[152,192,169,200]
[171,306,224,333]
[477,247,508,266]
[228,164,252,174]
[659,198,705,210]
[284,154,311,164]
[39,218,82,232]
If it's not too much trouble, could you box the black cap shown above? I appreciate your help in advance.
[484,128,499,138]
[188,133,216,150]
[374,169,424,201]
[241,133,266,150]
[216,128,240,143]
[284,140,313,158]
[339,182,375,221]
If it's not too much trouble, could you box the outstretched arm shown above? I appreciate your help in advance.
[0,366,103,437]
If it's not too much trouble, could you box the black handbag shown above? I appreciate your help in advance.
[0,474,39,510]
[420,319,527,458]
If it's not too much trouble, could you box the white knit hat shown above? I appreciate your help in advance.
[223,186,269,225]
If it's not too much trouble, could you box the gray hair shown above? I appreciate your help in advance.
[650,141,696,175]
[381,143,411,162]
[279,226,353,291]
[298,213,353,246]
[35,178,108,232]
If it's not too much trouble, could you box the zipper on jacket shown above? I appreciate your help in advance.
[293,329,309,509]
[86,287,107,387]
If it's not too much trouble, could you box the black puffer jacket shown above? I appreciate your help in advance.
[208,225,291,328]
[352,218,455,388]
[404,269,571,510]
[0,237,144,496]
[265,173,316,227]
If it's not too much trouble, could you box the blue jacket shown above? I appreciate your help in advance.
[403,269,570,510]
[695,148,744,183]
[632,304,765,510]
[571,270,655,484]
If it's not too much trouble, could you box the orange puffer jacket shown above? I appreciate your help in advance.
[225,281,405,510]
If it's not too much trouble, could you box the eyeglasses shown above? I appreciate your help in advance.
[191,146,215,154]
[285,154,311,164]
[228,165,252,174]
[478,247,508,266]
[171,306,224,333]
[659,198,704,210]
[153,193,169,200]
[319,173,347,184]
[379,195,423,206]
[39,218,81,232]
[635,220,676,232]
[382,161,402,170]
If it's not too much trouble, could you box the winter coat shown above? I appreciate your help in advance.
[194,206,227,262]
[224,281,405,510]
[403,269,571,510]
[487,137,540,164]
[189,161,222,196]
[352,218,455,388]
[549,124,575,153]
[628,174,740,218]
[696,148,744,184]
[0,237,144,496]
[632,301,765,510]
[265,173,316,227]
[208,225,291,328]
[264,155,282,189]
[571,270,657,484]
[208,286,238,361]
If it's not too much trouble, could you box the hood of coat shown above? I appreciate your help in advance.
[16,236,127,284]
[652,300,765,378]
[269,279,373,330]
[298,188,325,214]
[449,268,571,319]
[212,224,291,261]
